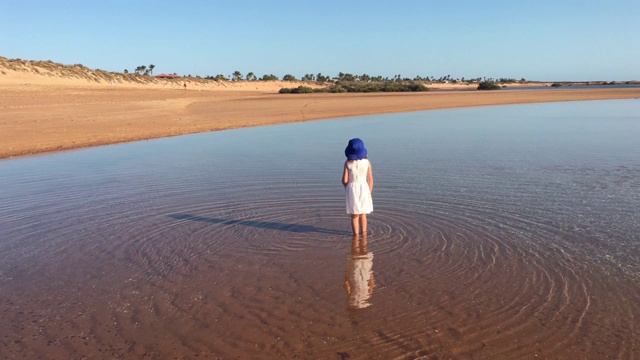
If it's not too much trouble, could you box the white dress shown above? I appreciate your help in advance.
[345,159,373,214]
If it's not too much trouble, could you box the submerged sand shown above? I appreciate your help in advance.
[2,103,639,358]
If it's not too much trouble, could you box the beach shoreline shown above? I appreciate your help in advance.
[2,73,640,159]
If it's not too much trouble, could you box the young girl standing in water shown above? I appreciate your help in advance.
[342,138,374,235]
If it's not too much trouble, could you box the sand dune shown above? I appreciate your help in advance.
[2,57,640,159]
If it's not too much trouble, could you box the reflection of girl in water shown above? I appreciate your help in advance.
[344,235,375,309]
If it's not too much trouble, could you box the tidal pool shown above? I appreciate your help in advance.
[1,99,639,359]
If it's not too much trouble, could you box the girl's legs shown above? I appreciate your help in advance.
[350,214,368,235]
[360,214,368,235]
[350,214,360,235]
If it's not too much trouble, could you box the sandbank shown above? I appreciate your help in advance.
[2,61,640,159]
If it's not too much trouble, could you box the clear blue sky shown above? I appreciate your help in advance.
[1,0,638,81]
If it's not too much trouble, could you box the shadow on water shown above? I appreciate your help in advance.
[169,213,351,235]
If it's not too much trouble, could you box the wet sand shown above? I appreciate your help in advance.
[2,84,640,159]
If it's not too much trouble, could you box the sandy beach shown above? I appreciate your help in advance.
[2,60,640,159]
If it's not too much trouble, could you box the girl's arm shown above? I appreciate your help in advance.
[342,161,349,187]
[367,162,374,193]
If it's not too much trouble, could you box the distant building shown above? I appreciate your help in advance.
[154,73,181,79]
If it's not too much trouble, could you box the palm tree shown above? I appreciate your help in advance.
[316,73,328,83]
[135,65,147,75]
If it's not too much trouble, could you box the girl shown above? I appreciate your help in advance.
[342,138,374,235]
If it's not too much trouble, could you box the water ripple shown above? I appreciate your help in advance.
[1,101,639,358]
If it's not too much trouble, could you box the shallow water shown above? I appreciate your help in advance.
[1,100,639,359]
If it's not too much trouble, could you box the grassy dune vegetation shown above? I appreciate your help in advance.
[2,56,637,93]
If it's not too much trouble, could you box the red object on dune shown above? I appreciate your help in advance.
[154,73,181,79]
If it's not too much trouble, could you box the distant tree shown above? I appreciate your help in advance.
[302,73,315,81]
[338,73,356,82]
[214,74,228,81]
[316,73,329,83]
[149,64,155,75]
[282,74,297,81]
[260,74,278,81]
[232,71,243,81]
[124,69,129,74]
[246,72,257,81]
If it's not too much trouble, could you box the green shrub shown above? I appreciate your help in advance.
[279,81,428,94]
[279,86,315,94]
[325,86,348,93]
[477,81,501,90]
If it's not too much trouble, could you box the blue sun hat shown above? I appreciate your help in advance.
[345,138,368,160]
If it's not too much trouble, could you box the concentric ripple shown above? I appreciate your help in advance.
[1,100,639,359]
